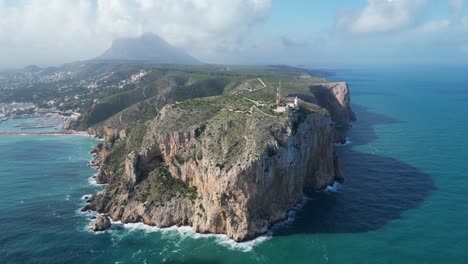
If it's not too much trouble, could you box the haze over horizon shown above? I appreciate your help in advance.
[1,0,468,69]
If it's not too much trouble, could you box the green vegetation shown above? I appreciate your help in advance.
[102,140,127,173]
[134,165,197,203]
[126,123,149,151]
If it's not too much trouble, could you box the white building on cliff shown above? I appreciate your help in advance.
[275,80,300,112]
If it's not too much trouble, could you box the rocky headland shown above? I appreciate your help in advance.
[81,74,354,242]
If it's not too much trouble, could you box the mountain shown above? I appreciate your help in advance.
[95,33,201,64]
[23,65,42,73]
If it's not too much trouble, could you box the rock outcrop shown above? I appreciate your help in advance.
[87,95,349,242]
[91,215,111,231]
[309,82,356,127]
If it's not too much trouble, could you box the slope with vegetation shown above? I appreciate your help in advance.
[80,64,355,241]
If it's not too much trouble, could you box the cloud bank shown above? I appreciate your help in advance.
[0,0,467,68]
[0,0,271,68]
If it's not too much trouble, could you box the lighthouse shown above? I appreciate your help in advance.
[294,96,299,108]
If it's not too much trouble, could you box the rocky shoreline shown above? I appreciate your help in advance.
[80,81,355,242]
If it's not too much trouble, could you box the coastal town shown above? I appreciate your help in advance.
[0,64,149,114]
[0,64,152,131]
[0,102,80,130]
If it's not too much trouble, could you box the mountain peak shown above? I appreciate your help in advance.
[95,33,201,65]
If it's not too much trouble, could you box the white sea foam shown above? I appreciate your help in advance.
[76,207,98,218]
[119,221,271,252]
[77,190,312,252]
[115,195,314,251]
[88,174,106,186]
[334,137,352,147]
[270,195,312,229]
[324,181,341,193]
[65,194,71,201]
[81,194,93,201]
[88,176,98,186]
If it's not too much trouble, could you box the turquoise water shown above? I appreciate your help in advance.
[1,66,467,263]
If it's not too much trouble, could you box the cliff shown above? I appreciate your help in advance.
[85,93,349,241]
[309,82,356,127]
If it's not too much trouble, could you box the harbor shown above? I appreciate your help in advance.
[12,116,68,130]
[0,130,87,136]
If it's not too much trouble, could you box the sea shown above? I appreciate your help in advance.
[1,65,467,263]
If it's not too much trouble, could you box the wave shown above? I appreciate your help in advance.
[88,174,106,186]
[270,195,312,230]
[81,194,93,201]
[76,207,99,219]
[334,137,352,147]
[324,181,341,193]
[120,222,270,252]
[79,152,314,252]
[93,195,315,252]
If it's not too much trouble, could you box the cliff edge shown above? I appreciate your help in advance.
[309,82,356,127]
[83,78,354,242]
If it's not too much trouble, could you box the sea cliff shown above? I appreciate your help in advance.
[83,81,354,242]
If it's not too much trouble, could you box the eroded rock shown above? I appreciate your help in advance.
[91,215,111,231]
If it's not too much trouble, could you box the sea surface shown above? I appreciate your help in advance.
[1,65,467,263]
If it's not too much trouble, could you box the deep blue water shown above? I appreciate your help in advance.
[1,66,467,263]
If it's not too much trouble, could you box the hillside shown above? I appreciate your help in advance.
[72,64,354,130]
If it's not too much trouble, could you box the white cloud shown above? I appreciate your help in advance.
[339,0,428,34]
[449,0,465,23]
[97,0,271,52]
[0,0,271,68]
[415,0,468,34]
[416,20,450,33]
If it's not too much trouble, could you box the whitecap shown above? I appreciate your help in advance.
[120,222,270,252]
[334,137,352,147]
[78,195,314,252]
[76,207,98,218]
[88,174,106,186]
[270,195,312,230]
[81,194,92,201]
[324,181,341,193]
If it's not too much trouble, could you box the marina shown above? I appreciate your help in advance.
[13,116,68,130]
[0,130,86,135]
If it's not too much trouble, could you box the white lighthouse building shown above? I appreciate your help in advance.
[275,81,300,113]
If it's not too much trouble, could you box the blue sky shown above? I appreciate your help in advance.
[233,0,468,66]
[0,0,467,68]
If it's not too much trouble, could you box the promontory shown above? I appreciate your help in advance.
[78,65,355,242]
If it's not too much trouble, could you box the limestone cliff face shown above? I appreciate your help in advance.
[87,97,344,241]
[309,82,356,127]
[83,77,356,241]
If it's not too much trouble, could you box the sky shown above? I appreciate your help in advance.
[0,0,467,68]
